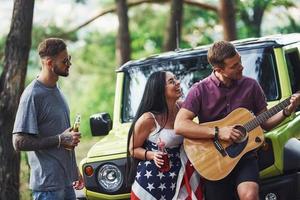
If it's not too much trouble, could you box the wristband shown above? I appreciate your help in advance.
[214,126,219,141]
[144,150,149,160]
[57,135,61,148]
[283,108,291,117]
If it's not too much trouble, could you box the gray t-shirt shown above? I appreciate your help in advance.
[13,79,78,191]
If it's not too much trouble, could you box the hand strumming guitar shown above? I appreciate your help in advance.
[218,126,243,143]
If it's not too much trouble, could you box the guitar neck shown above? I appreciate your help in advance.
[244,97,290,132]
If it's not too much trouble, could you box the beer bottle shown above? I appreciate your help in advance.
[65,114,81,150]
[72,113,81,132]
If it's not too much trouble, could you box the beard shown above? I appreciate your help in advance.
[224,71,243,81]
[53,64,69,77]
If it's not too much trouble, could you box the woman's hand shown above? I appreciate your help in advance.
[73,177,84,190]
[73,168,85,190]
[153,151,165,168]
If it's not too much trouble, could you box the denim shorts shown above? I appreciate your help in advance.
[32,185,76,200]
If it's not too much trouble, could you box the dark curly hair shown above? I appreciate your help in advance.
[38,38,66,58]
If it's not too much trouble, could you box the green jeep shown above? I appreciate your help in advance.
[79,33,300,200]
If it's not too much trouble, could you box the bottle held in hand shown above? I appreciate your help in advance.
[72,114,81,132]
[157,138,170,172]
[65,114,81,150]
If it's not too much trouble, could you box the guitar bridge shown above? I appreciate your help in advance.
[213,139,227,157]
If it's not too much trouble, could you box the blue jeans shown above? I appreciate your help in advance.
[32,186,76,200]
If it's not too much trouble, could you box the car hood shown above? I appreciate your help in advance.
[86,124,129,158]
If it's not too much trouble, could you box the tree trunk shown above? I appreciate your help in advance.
[163,0,184,51]
[250,1,268,37]
[219,0,236,41]
[0,0,34,199]
[239,0,270,37]
[115,0,131,66]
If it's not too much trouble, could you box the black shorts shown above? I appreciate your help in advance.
[204,152,259,200]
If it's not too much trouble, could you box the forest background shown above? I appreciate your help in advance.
[0,0,299,199]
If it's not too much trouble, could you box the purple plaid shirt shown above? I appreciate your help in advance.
[182,72,267,123]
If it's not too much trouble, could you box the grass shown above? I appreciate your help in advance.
[20,137,100,200]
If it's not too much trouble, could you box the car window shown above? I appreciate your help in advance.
[122,54,210,122]
[285,49,300,93]
[122,47,279,123]
[241,48,279,100]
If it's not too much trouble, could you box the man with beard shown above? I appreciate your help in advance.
[174,40,300,200]
[13,38,83,200]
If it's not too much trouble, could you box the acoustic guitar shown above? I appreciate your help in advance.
[183,97,291,181]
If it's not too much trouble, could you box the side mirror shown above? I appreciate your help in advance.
[89,113,113,136]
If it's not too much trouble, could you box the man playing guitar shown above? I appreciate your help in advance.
[174,41,300,200]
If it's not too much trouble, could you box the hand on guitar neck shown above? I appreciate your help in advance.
[284,92,300,116]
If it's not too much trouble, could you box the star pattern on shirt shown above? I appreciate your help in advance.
[170,182,176,191]
[144,170,152,179]
[157,171,165,180]
[159,195,166,200]
[158,183,166,191]
[133,140,182,200]
[147,183,155,191]
[169,172,176,179]
[136,171,141,179]
[144,161,151,167]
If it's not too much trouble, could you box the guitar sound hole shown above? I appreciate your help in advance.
[234,125,247,143]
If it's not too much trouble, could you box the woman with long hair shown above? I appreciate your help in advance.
[126,71,184,199]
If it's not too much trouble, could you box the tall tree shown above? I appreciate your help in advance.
[219,0,236,41]
[238,0,295,37]
[239,0,269,37]
[163,0,184,51]
[116,0,131,66]
[0,0,34,199]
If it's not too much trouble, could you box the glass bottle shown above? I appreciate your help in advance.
[72,113,81,132]
[157,138,170,172]
[65,114,81,150]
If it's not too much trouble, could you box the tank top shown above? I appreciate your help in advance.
[147,112,183,148]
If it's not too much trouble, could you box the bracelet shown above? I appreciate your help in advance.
[283,108,291,117]
[57,135,61,148]
[144,150,149,160]
[214,126,219,141]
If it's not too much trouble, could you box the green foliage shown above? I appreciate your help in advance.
[236,0,296,38]
[31,24,78,49]
[270,0,295,8]
[183,5,218,46]
[276,15,300,34]
[129,5,167,59]
[128,3,218,57]
[60,31,117,138]
[74,0,87,3]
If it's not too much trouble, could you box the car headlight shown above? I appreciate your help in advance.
[97,164,123,192]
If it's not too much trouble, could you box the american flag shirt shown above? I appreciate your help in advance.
[131,140,182,200]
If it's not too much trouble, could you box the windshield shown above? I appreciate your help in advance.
[122,47,278,122]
